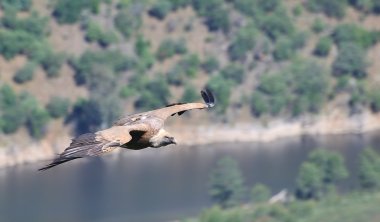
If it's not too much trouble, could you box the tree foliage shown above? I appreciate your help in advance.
[209,157,245,208]
[359,148,380,190]
[306,0,347,18]
[46,96,70,119]
[332,42,367,78]
[13,62,35,84]
[295,149,348,200]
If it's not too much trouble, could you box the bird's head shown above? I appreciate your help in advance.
[150,129,177,148]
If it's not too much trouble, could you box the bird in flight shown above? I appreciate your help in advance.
[39,89,215,171]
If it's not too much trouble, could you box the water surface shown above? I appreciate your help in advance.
[1,132,380,222]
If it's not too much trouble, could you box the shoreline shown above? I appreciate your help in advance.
[1,111,380,169]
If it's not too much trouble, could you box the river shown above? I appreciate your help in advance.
[1,132,380,222]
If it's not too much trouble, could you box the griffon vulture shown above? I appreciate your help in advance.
[39,89,215,170]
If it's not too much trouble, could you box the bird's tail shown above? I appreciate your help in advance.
[38,133,104,171]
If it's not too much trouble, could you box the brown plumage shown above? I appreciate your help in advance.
[39,89,215,171]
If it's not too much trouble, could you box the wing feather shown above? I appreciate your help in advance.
[39,124,149,171]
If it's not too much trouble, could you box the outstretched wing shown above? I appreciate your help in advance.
[39,124,148,171]
[150,89,215,120]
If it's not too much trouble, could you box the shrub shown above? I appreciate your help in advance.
[369,88,380,112]
[46,96,70,118]
[114,9,142,39]
[314,37,332,57]
[134,75,171,110]
[250,92,268,117]
[204,6,230,32]
[273,37,294,61]
[220,63,244,84]
[228,23,257,61]
[167,65,186,86]
[1,11,48,37]
[71,50,134,85]
[1,0,32,11]
[0,30,36,59]
[209,157,245,208]
[306,0,347,18]
[26,107,50,139]
[251,183,271,203]
[312,18,325,33]
[332,42,367,78]
[202,56,220,73]
[349,0,380,13]
[148,0,172,20]
[156,39,187,61]
[290,60,329,114]
[84,21,118,47]
[293,4,303,16]
[13,62,35,84]
[332,23,380,48]
[178,54,200,77]
[259,10,294,41]
[53,0,85,24]
[135,35,154,71]
[181,85,199,102]
[40,52,64,78]
[119,86,135,99]
[295,162,324,200]
[358,148,380,190]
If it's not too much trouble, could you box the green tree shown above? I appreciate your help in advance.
[40,52,64,78]
[181,84,199,102]
[135,35,154,71]
[227,23,257,61]
[46,96,70,118]
[26,107,50,139]
[306,0,347,18]
[295,162,324,200]
[314,37,332,57]
[251,183,271,203]
[333,42,367,78]
[332,23,379,48]
[250,92,268,117]
[312,18,325,33]
[209,157,245,208]
[358,148,380,190]
[53,0,90,24]
[134,75,171,110]
[13,62,35,84]
[308,149,349,184]
[148,0,172,20]
[114,9,142,39]
[202,56,219,73]
[1,0,32,11]
[156,38,187,61]
[178,54,200,77]
[273,37,294,61]
[220,64,244,85]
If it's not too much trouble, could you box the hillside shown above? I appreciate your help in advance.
[2,0,380,166]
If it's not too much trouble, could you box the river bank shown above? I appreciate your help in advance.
[1,110,380,169]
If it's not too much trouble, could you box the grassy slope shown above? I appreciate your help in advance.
[302,192,380,222]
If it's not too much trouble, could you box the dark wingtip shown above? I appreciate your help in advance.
[201,88,215,108]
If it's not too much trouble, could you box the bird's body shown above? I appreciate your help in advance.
[39,89,215,170]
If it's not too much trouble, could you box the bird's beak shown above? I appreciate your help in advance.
[172,139,177,145]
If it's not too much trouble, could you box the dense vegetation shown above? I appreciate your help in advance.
[1,0,380,140]
[185,147,380,222]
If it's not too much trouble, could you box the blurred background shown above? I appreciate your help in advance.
[1,0,380,221]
